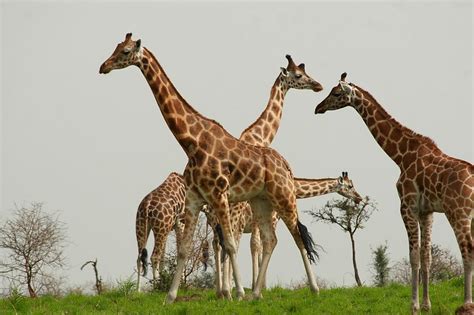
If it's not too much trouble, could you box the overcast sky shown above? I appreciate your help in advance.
[1,1,472,291]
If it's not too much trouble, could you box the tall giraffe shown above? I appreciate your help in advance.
[100,33,321,303]
[315,73,473,313]
[212,171,363,291]
[133,54,322,294]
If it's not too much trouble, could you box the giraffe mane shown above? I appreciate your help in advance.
[143,48,238,141]
[293,177,335,182]
[239,74,282,139]
[352,84,439,148]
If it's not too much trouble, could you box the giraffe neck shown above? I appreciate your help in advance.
[138,48,226,156]
[239,75,289,146]
[351,85,437,166]
[294,177,338,199]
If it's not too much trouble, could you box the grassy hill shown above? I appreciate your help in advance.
[0,277,465,314]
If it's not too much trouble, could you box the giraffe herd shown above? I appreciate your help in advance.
[99,33,473,313]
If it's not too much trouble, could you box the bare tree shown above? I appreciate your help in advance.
[0,203,67,297]
[391,243,463,285]
[306,197,376,287]
[81,259,103,295]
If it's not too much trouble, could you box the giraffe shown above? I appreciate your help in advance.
[134,172,186,292]
[132,54,322,295]
[315,72,474,313]
[212,171,364,292]
[99,33,321,303]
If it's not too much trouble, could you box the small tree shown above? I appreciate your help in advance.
[306,197,376,287]
[371,243,390,287]
[0,203,67,297]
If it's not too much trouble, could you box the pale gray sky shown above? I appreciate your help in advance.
[1,1,472,290]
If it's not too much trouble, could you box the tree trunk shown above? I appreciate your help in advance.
[350,233,362,287]
[26,273,37,298]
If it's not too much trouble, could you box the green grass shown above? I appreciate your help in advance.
[0,277,465,314]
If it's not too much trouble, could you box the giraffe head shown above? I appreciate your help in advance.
[280,55,323,92]
[99,33,143,74]
[314,72,356,114]
[335,171,363,204]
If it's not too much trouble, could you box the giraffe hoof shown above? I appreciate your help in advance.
[216,291,225,299]
[222,290,232,300]
[252,292,263,300]
[164,293,176,305]
[421,302,431,311]
[310,286,320,295]
[236,290,245,301]
[411,303,420,314]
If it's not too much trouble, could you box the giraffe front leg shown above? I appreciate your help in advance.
[165,189,202,304]
[419,213,433,311]
[400,202,421,314]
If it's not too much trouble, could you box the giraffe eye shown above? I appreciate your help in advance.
[333,92,341,97]
[123,50,131,55]
[295,74,302,79]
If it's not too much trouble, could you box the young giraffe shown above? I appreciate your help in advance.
[134,172,185,291]
[100,33,321,303]
[133,54,322,294]
[212,172,363,292]
[315,73,473,313]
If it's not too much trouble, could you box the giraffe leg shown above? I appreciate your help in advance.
[250,222,261,290]
[250,199,277,300]
[400,201,421,314]
[150,232,167,287]
[229,227,243,292]
[213,199,245,300]
[135,213,151,292]
[212,230,224,298]
[221,255,232,299]
[445,208,473,305]
[165,189,203,304]
[419,213,433,311]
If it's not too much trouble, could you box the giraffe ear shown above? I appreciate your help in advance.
[298,63,305,71]
[135,39,141,50]
[280,67,289,77]
[338,176,344,184]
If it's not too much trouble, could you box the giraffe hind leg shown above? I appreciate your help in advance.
[445,208,473,305]
[250,199,277,300]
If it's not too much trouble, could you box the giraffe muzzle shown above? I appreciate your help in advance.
[312,82,324,92]
[99,62,111,74]
[314,104,326,114]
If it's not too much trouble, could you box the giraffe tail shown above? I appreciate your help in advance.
[297,220,320,264]
[215,224,227,262]
[140,248,148,276]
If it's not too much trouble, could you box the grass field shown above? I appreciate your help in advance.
[0,277,465,314]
